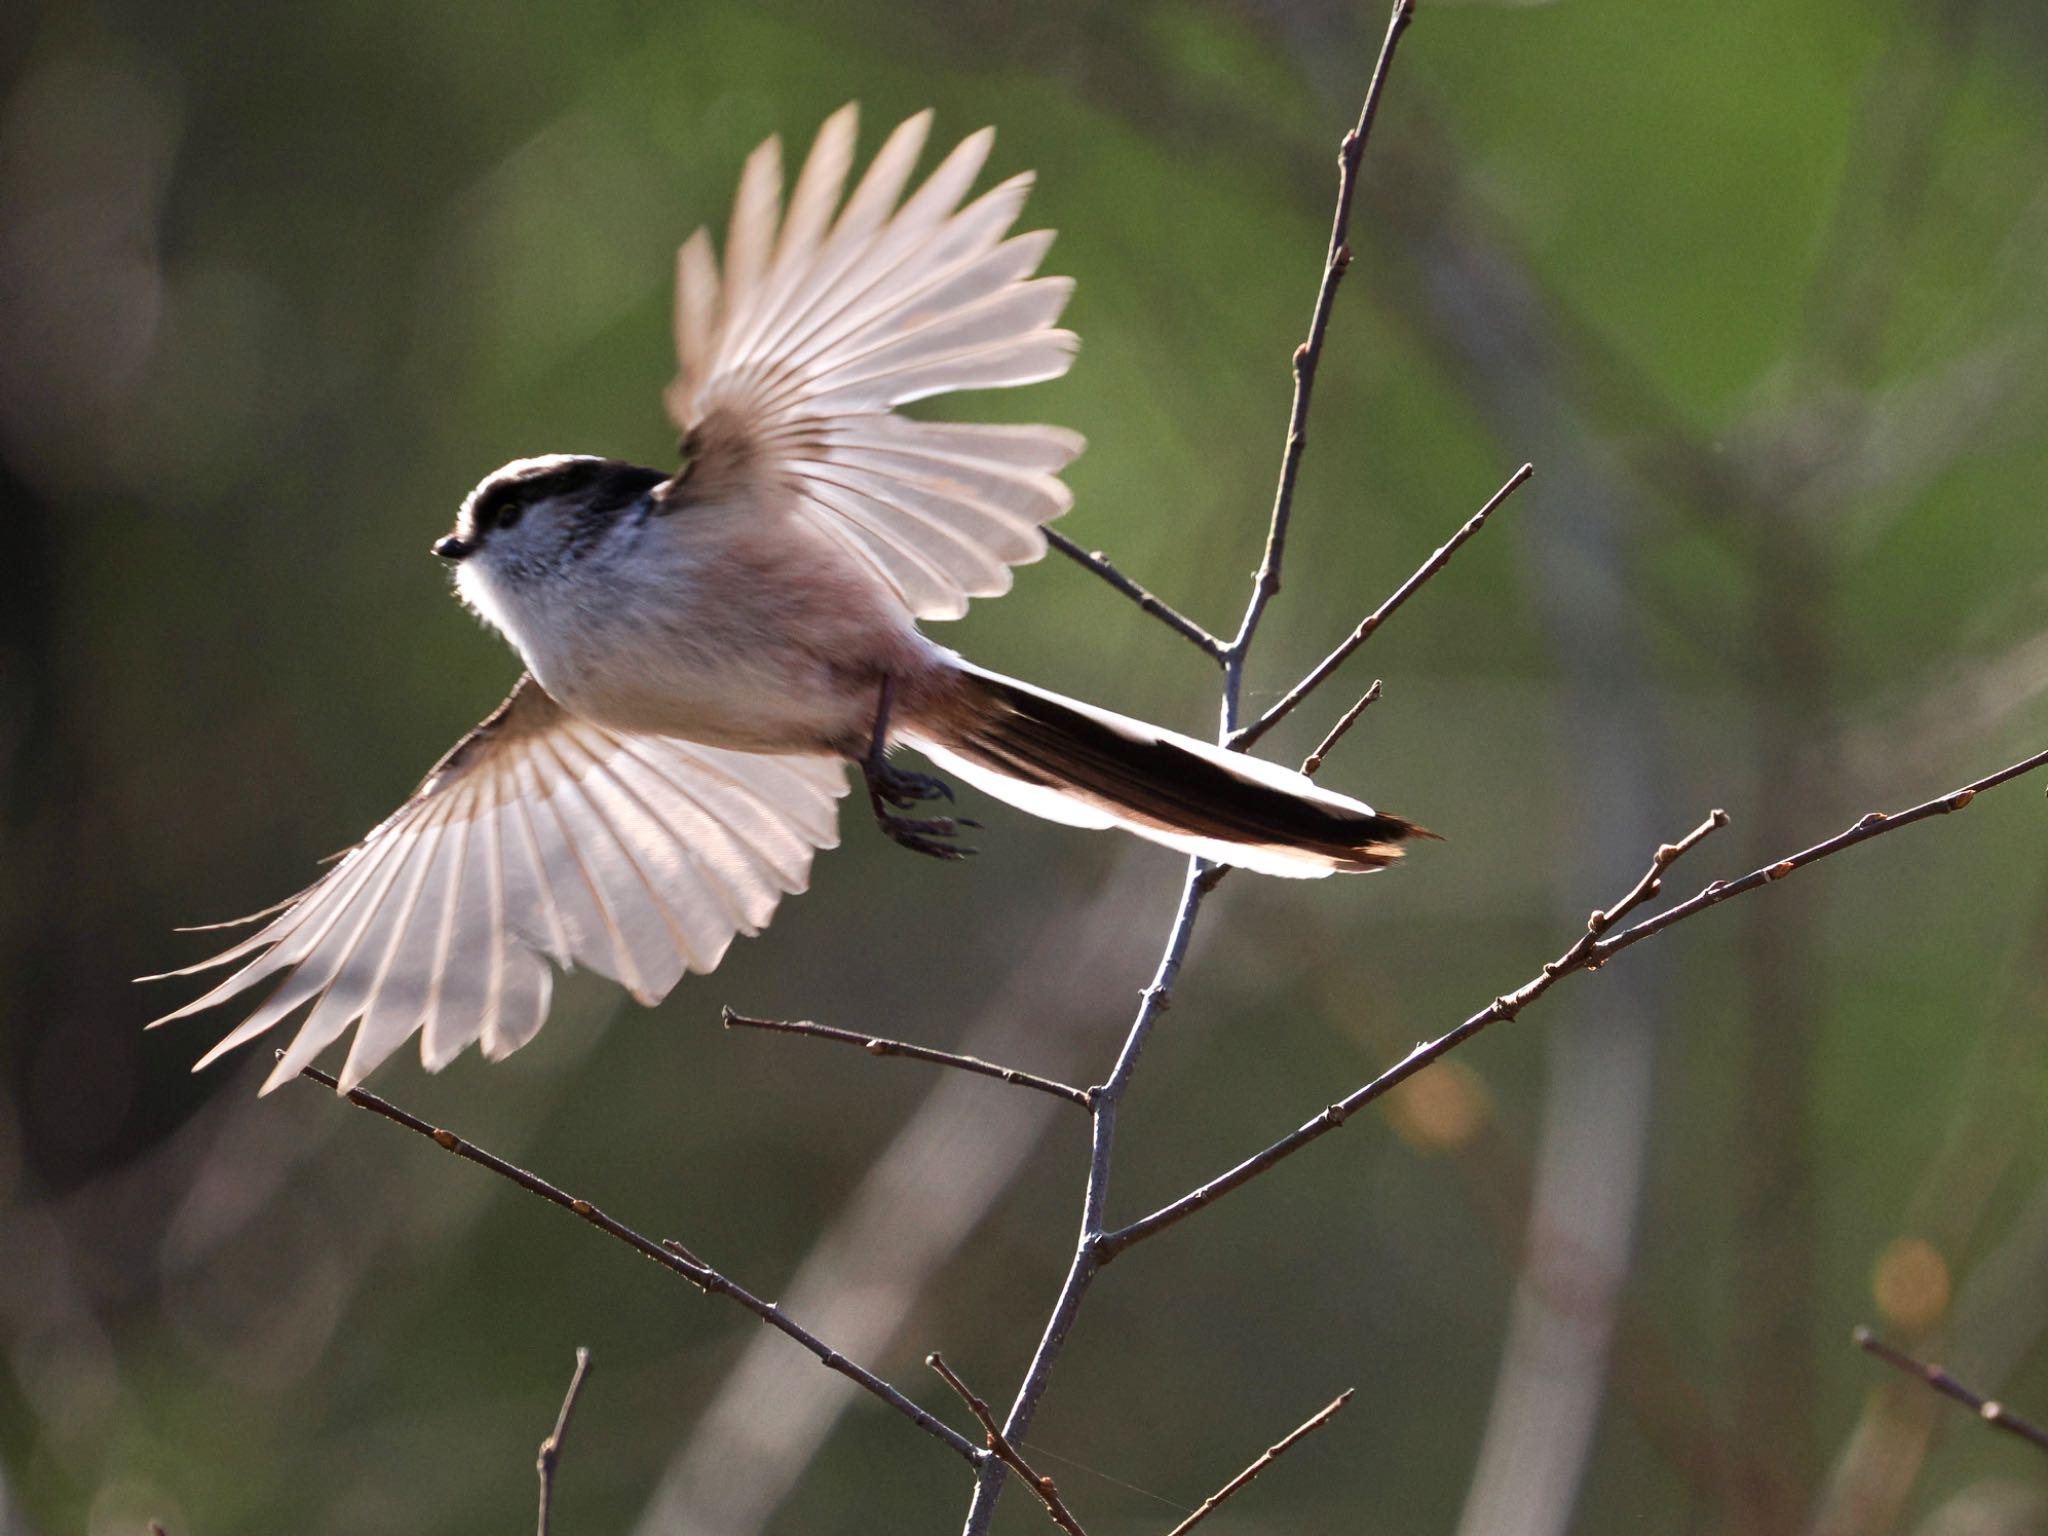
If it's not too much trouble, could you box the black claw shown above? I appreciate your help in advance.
[860,676,978,860]
[876,812,979,861]
[869,762,956,808]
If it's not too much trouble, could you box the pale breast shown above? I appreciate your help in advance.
[518,500,937,755]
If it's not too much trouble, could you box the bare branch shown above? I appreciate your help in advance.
[1301,680,1381,777]
[1853,1327,2048,1455]
[1099,807,1729,1255]
[1046,529,1226,662]
[1233,462,1532,752]
[1109,740,2048,1254]
[928,1354,1089,1536]
[962,866,1212,1534]
[1585,745,2048,966]
[536,1347,592,1536]
[719,1007,1092,1108]
[1224,0,1420,720]
[292,1064,983,1467]
[966,12,1423,1529]
[1164,1388,1354,1536]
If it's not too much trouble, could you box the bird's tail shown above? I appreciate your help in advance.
[900,664,1427,878]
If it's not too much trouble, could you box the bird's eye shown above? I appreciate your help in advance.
[496,504,524,531]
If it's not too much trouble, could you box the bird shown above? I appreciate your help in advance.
[147,104,1426,1095]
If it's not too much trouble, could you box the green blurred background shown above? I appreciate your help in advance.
[6,0,2048,1531]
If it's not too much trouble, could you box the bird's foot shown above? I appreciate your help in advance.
[872,808,981,861]
[861,677,978,859]
[867,760,957,811]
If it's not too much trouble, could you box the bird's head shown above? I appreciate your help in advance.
[437,455,668,631]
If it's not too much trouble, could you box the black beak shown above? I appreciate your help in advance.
[433,535,473,562]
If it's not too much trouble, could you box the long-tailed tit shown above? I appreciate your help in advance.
[149,105,1427,1094]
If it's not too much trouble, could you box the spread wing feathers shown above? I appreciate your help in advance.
[667,103,1085,622]
[145,677,848,1094]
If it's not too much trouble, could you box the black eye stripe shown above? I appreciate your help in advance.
[465,459,667,541]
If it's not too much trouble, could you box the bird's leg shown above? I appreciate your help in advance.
[862,676,979,860]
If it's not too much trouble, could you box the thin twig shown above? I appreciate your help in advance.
[1224,0,1419,711]
[929,1354,1090,1536]
[1853,1327,2048,1454]
[1584,747,2048,965]
[1046,529,1226,662]
[1301,681,1381,776]
[536,1347,592,1536]
[292,1064,983,1467]
[1233,462,1532,752]
[1099,806,1727,1255]
[719,1006,1092,1108]
[1107,740,2048,1255]
[1163,1389,1354,1536]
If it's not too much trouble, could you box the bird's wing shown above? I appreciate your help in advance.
[666,103,1085,622]
[148,676,848,1094]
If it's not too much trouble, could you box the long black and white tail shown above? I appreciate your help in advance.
[903,665,1426,878]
